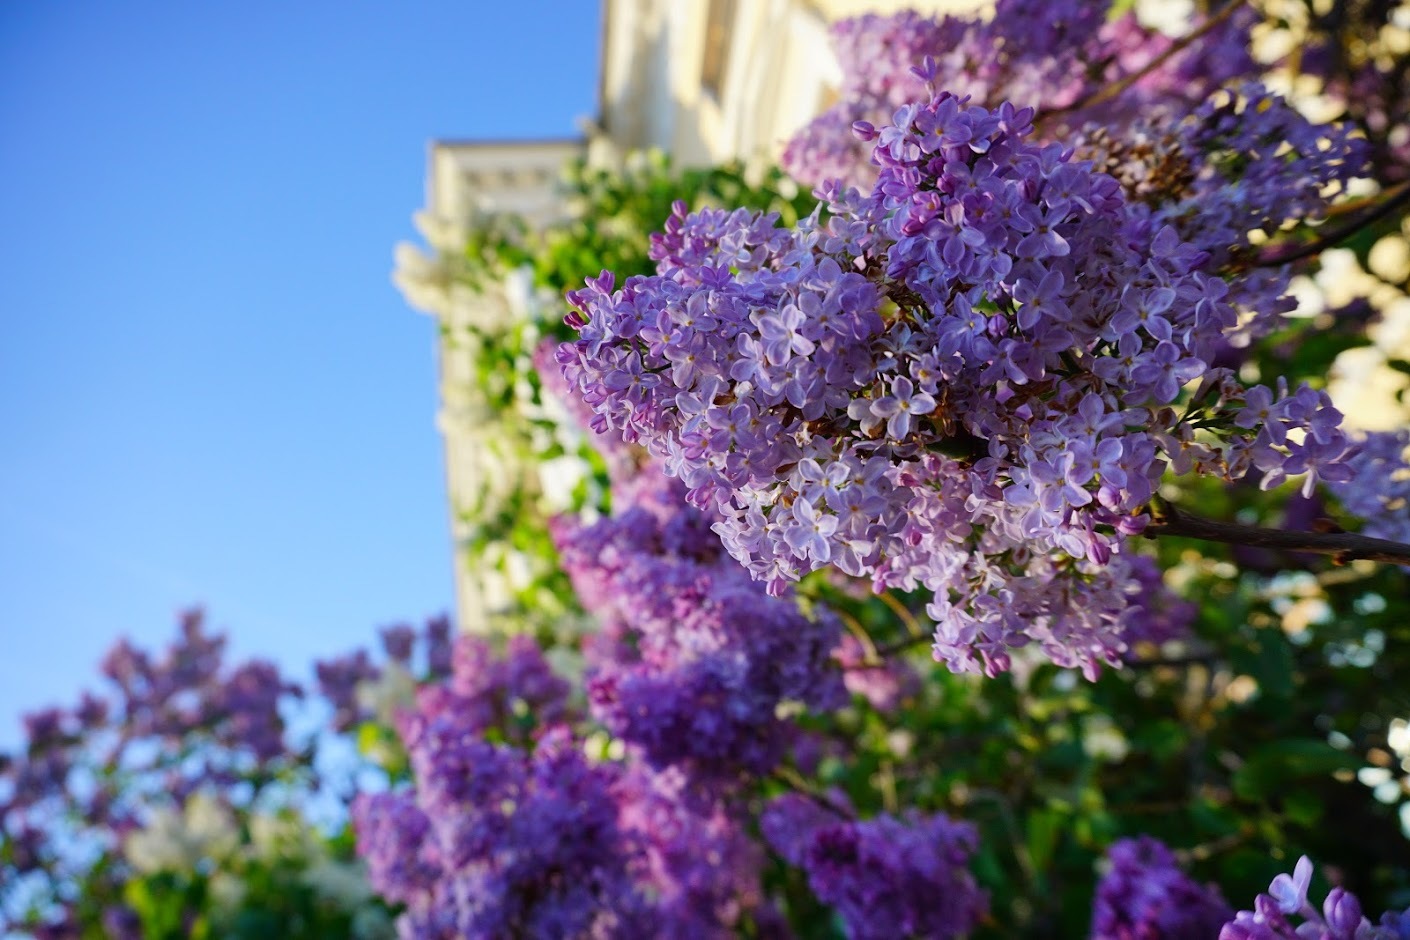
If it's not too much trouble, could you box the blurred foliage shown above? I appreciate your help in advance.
[422,151,815,636]
[462,150,815,322]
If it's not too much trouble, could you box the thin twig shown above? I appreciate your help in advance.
[1144,501,1410,566]
[1175,827,1251,865]
[878,589,924,638]
[877,758,899,815]
[771,766,856,820]
[1256,180,1410,268]
[875,631,933,659]
[834,607,881,664]
[965,787,1041,893]
[1123,650,1221,670]
[1044,1,1247,120]
[1322,184,1404,218]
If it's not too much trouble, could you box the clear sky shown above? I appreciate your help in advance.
[0,1,600,747]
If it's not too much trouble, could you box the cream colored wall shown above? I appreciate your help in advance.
[812,0,987,17]
[599,0,986,170]
[427,139,582,226]
[398,139,584,632]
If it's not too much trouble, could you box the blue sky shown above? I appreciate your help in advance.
[0,1,600,747]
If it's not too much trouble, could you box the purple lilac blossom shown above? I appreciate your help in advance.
[409,633,570,745]
[558,92,1356,678]
[554,465,846,784]
[354,726,653,939]
[535,336,639,480]
[379,623,417,664]
[314,648,380,733]
[1220,856,1410,939]
[1090,836,1232,939]
[88,610,298,771]
[1080,83,1369,347]
[760,793,987,940]
[423,614,454,679]
[211,659,300,763]
[614,763,773,937]
[1327,430,1410,548]
[1298,12,1410,184]
[353,641,778,938]
[1380,909,1410,940]
[781,2,1257,192]
[1121,556,1198,656]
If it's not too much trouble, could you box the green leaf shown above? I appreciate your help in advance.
[1132,718,1187,762]
[1025,807,1064,874]
[1231,739,1360,801]
[1283,788,1324,827]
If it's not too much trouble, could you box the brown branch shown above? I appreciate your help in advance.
[1256,180,1410,268]
[874,631,933,659]
[1043,1,1247,121]
[771,766,855,820]
[1144,502,1410,566]
[963,787,1041,895]
[878,589,925,637]
[1123,650,1220,670]
[1175,827,1252,865]
[835,607,881,662]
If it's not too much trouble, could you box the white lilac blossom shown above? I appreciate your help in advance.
[557,91,1356,678]
[123,792,240,875]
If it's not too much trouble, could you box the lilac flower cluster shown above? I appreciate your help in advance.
[0,611,306,936]
[1220,856,1410,939]
[1121,556,1198,656]
[534,334,638,479]
[73,610,299,785]
[1170,85,1367,262]
[95,609,296,757]
[314,615,455,733]
[1297,6,1410,183]
[558,92,1355,677]
[410,633,570,744]
[760,793,987,940]
[353,640,776,938]
[782,4,1369,370]
[782,0,1256,192]
[1090,836,1232,939]
[1327,430,1410,547]
[613,763,777,934]
[553,466,846,783]
[1080,83,1369,346]
[355,727,653,939]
